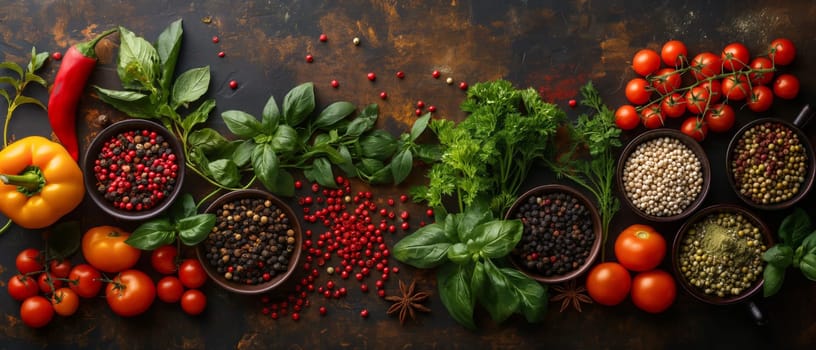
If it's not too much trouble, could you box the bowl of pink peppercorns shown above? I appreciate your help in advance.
[82,119,185,221]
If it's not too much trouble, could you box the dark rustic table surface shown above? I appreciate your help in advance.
[0,1,815,349]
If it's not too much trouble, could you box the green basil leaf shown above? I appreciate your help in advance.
[410,112,432,141]
[169,193,197,223]
[779,208,811,246]
[261,95,280,135]
[359,130,398,161]
[415,143,443,163]
[268,168,295,197]
[188,128,229,155]
[127,219,177,250]
[502,267,547,322]
[390,149,413,184]
[356,158,385,176]
[252,143,280,193]
[232,140,255,168]
[304,157,335,188]
[208,159,240,187]
[181,98,216,132]
[157,19,183,92]
[28,47,49,72]
[470,260,486,301]
[802,232,816,254]
[308,144,346,165]
[117,26,160,91]
[443,213,461,242]
[763,245,794,268]
[271,125,299,154]
[478,259,519,323]
[393,223,452,268]
[437,263,476,330]
[222,110,262,138]
[46,221,81,260]
[171,66,211,108]
[314,101,355,130]
[188,147,211,177]
[458,202,492,241]
[474,220,523,258]
[447,243,471,265]
[177,214,216,246]
[800,253,816,281]
[368,167,393,184]
[763,263,786,297]
[94,87,157,118]
[345,113,377,138]
[336,145,357,176]
[282,82,315,126]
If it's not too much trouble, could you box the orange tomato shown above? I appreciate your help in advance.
[586,262,632,306]
[81,226,141,273]
[631,269,676,313]
[50,288,80,316]
[614,224,666,272]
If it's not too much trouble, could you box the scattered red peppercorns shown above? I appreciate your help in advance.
[428,105,437,113]
[459,82,468,90]
[306,54,314,63]
[396,71,405,79]
[331,80,339,88]
[217,51,225,58]
[212,36,219,43]
[415,109,422,116]
[432,70,441,79]
[360,309,369,318]
[379,91,387,100]
[51,52,62,61]
[319,33,328,42]
[367,72,376,81]
[229,80,238,89]
[416,101,425,109]
[568,99,577,108]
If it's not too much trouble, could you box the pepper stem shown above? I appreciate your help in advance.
[75,28,118,58]
[0,219,11,236]
[0,166,46,196]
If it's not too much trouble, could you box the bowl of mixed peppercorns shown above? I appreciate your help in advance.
[196,189,302,295]
[506,184,603,284]
[82,119,185,221]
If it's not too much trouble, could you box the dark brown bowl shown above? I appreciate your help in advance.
[725,105,815,211]
[616,128,711,222]
[82,119,185,221]
[195,189,302,295]
[671,204,773,305]
[505,184,603,284]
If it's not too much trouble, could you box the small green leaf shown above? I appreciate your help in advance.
[24,72,47,87]
[763,263,786,297]
[304,158,335,188]
[336,145,357,176]
[172,66,210,108]
[117,26,160,90]
[314,101,356,130]
[410,112,432,141]
[0,89,10,104]
[478,259,519,323]
[415,144,442,163]
[282,82,315,126]
[14,96,46,110]
[261,95,280,134]
[390,149,413,185]
[392,223,452,268]
[0,61,24,78]
[252,143,280,193]
[127,219,177,250]
[168,193,197,223]
[46,221,81,260]
[473,220,523,258]
[208,159,240,187]
[503,267,547,322]
[779,208,811,246]
[802,232,816,254]
[181,99,216,132]
[94,86,157,118]
[177,214,216,246]
[157,19,183,92]
[232,140,255,168]
[270,125,299,153]
[800,253,816,281]
[188,128,230,155]
[359,130,398,161]
[268,168,295,197]
[28,47,50,72]
[763,245,794,268]
[222,110,262,138]
[367,166,392,184]
[437,263,476,330]
[458,202,492,241]
[447,243,471,265]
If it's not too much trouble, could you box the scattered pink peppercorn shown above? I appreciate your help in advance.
[428,105,437,113]
[217,51,225,58]
[229,80,238,89]
[295,180,303,189]
[360,309,369,318]
[396,71,405,79]
[432,70,441,79]
[568,99,577,108]
[400,194,408,202]
[319,33,328,42]
[292,313,300,321]
[306,54,314,63]
[379,92,387,100]
[331,80,339,88]
[319,306,327,315]
[416,100,425,109]
[367,72,376,81]
[212,36,219,43]
[415,109,422,116]
[459,82,468,90]
[51,52,62,61]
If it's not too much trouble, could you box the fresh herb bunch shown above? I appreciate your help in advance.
[411,79,564,216]
[125,193,216,250]
[393,202,547,329]
[546,82,621,257]
[1,47,50,147]
[762,208,816,297]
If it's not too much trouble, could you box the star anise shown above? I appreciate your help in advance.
[550,279,593,313]
[384,279,431,325]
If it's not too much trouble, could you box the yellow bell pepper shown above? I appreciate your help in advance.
[0,136,84,230]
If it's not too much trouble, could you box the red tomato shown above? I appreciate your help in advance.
[615,105,640,130]
[747,85,774,113]
[704,104,736,133]
[773,74,800,100]
[768,38,796,66]
[641,104,664,129]
[721,74,750,101]
[178,259,208,289]
[82,226,141,273]
[651,68,681,94]
[16,248,43,275]
[180,289,207,316]
[614,224,666,272]
[625,78,652,105]
[7,274,40,301]
[38,272,63,294]
[721,42,750,72]
[681,117,708,142]
[631,269,676,313]
[151,245,179,275]
[50,288,80,317]
[20,296,54,328]
[691,52,722,80]
[699,79,722,103]
[106,270,156,317]
[586,262,632,306]
[684,86,710,115]
[660,93,686,118]
[68,264,103,298]
[632,49,661,76]
[49,259,72,279]
[661,40,688,67]
[748,57,774,85]
[156,276,184,303]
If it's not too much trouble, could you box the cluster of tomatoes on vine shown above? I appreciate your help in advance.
[6,226,209,328]
[614,38,798,141]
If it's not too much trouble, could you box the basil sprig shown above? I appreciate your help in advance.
[763,208,816,297]
[125,193,215,250]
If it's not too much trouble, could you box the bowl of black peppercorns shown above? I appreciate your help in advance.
[506,184,603,284]
[82,119,185,221]
[196,189,302,295]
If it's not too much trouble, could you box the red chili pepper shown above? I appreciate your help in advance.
[48,28,117,161]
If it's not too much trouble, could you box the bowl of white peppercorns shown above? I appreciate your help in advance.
[616,129,711,222]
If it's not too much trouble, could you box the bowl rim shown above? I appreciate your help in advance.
[505,184,603,284]
[616,128,711,222]
[82,118,186,221]
[671,203,773,305]
[195,189,303,295]
[725,117,816,211]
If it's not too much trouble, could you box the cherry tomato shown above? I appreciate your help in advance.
[156,276,184,303]
[699,79,722,104]
[704,104,736,133]
[651,68,681,94]
[178,259,208,289]
[7,274,40,301]
[614,224,666,272]
[16,248,43,275]
[151,245,179,275]
[632,49,661,76]
[773,74,799,100]
[586,262,631,306]
[625,78,651,105]
[721,74,750,101]
[38,272,63,294]
[631,269,676,313]
[721,42,750,72]
[748,57,774,85]
[691,52,722,80]
[49,259,72,279]
[661,40,687,67]
[615,105,640,130]
[768,38,796,66]
[681,117,708,142]
[180,289,207,316]
[106,270,156,317]
[50,288,80,317]
[641,104,664,129]
[20,296,54,328]
[82,226,141,273]
[660,93,686,118]
[68,264,103,298]
[684,86,710,115]
[747,85,774,113]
